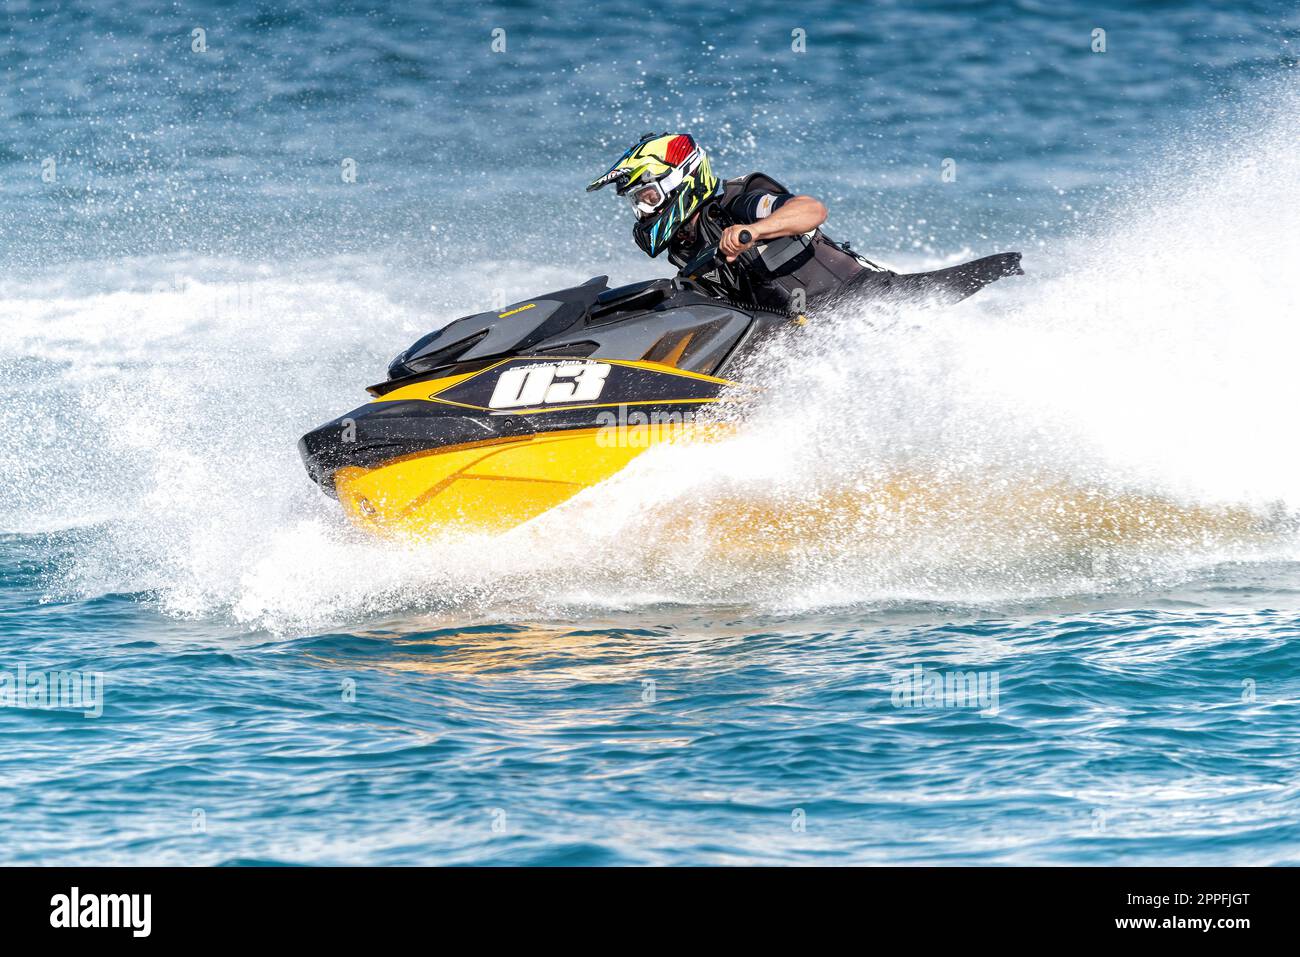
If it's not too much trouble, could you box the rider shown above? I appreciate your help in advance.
[586,131,1021,314]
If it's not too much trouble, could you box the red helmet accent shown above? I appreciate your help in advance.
[664,134,693,167]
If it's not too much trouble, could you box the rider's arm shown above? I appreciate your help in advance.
[719,195,827,261]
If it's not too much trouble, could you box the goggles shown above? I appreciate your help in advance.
[627,180,668,218]
[623,164,686,219]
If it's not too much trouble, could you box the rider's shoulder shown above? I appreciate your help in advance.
[716,172,795,224]
[716,172,790,209]
[726,171,792,196]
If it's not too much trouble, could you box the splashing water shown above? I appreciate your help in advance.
[4,1,1300,868]
[1,89,1297,633]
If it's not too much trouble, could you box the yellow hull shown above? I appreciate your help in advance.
[333,425,690,536]
[307,356,735,537]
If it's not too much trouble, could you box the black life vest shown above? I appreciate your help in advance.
[668,172,883,313]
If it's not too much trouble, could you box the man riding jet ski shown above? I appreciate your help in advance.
[299,135,1024,538]
[586,131,1023,315]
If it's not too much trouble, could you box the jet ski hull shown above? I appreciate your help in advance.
[300,354,732,536]
[331,427,691,535]
[301,256,1022,537]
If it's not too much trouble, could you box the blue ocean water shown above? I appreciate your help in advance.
[2,0,1300,864]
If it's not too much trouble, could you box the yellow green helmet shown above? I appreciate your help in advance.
[586,132,719,257]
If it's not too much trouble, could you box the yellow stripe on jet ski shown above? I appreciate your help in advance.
[424,395,723,415]
[373,360,513,404]
[373,357,734,406]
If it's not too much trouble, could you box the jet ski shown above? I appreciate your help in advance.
[299,238,1022,536]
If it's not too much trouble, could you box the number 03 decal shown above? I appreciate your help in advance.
[488,362,612,409]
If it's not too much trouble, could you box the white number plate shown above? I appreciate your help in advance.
[488,362,612,409]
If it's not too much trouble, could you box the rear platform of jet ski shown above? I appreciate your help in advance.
[834,252,1025,307]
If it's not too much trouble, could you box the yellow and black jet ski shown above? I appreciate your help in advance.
[299,239,1021,536]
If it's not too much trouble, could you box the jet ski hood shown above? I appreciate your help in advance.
[388,277,609,380]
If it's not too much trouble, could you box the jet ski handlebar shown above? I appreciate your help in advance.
[676,228,752,282]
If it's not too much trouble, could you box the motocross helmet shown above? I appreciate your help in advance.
[586,132,719,257]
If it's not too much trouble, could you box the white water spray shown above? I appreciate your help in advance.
[3,90,1298,630]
